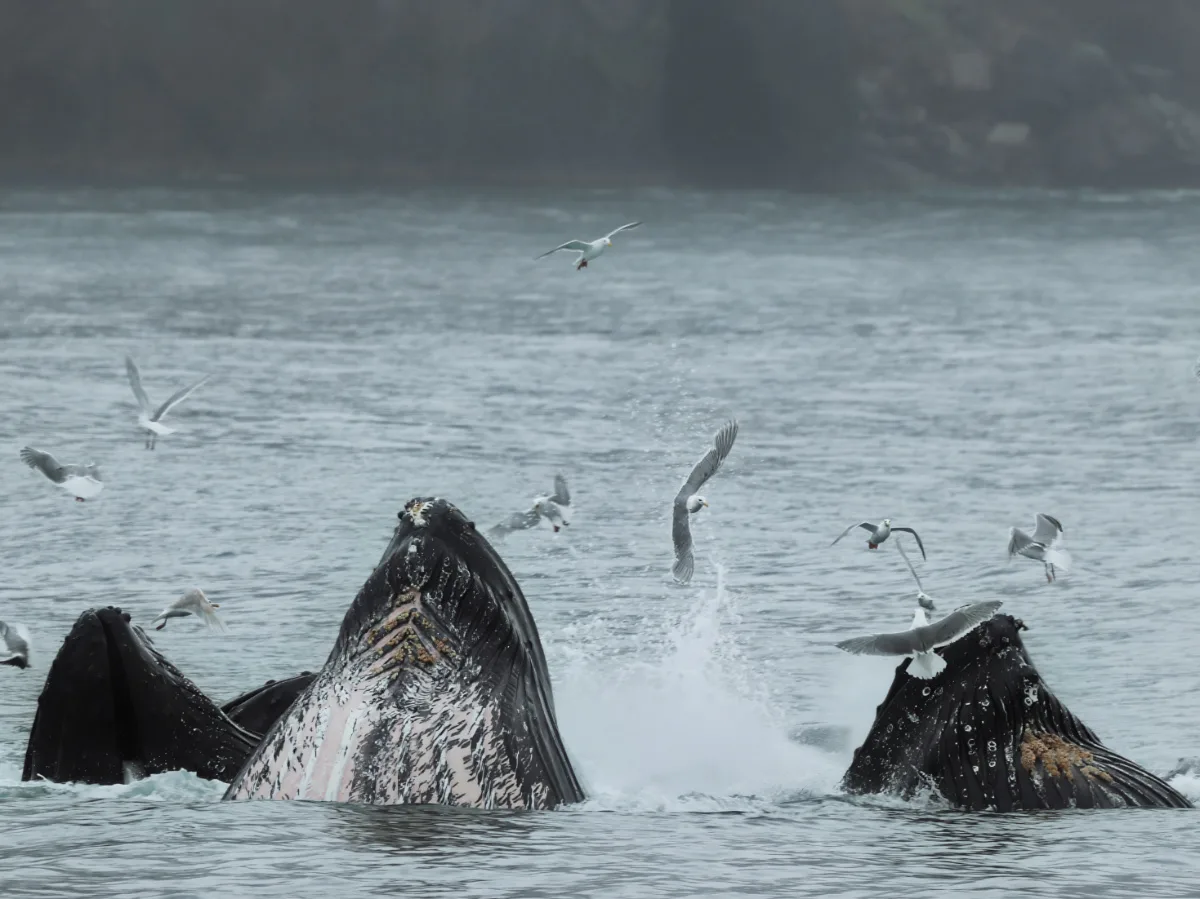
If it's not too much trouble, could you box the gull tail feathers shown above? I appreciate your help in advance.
[909,652,946,679]
[1045,547,1072,571]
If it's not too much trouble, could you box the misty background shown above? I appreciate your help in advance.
[5,0,1200,189]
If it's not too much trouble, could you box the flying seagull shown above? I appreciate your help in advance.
[835,600,1003,679]
[489,474,572,537]
[0,621,31,669]
[1008,513,1070,583]
[832,518,926,560]
[536,222,642,271]
[19,446,103,502]
[672,419,739,584]
[152,588,225,632]
[895,537,935,612]
[125,355,210,449]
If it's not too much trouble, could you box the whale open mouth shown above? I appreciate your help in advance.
[224,497,585,808]
[843,614,1192,810]
[23,607,259,786]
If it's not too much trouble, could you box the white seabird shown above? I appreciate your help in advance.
[1008,513,1070,583]
[489,474,572,537]
[125,355,210,449]
[0,621,31,669]
[672,419,739,584]
[832,518,927,559]
[152,588,225,632]
[536,222,642,271]
[19,446,103,502]
[835,600,1003,679]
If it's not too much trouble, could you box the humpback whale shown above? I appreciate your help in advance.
[23,607,313,785]
[842,613,1191,809]
[223,497,585,809]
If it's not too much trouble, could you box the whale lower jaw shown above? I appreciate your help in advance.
[24,607,259,785]
[223,657,547,808]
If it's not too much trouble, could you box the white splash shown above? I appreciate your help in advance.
[554,567,843,809]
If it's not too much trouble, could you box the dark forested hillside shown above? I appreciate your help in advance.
[1,0,1198,188]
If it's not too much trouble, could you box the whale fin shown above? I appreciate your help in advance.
[908,651,946,679]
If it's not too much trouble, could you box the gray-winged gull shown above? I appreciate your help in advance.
[489,474,572,537]
[832,518,927,559]
[125,355,210,449]
[835,600,1003,679]
[672,419,739,584]
[152,588,225,632]
[1008,513,1070,582]
[536,222,642,270]
[19,446,103,501]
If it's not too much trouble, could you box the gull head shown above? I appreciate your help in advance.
[882,518,891,527]
[605,238,613,247]
[687,495,708,514]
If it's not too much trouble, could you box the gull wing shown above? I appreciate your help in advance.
[891,526,926,560]
[831,521,876,547]
[603,221,643,241]
[536,240,591,259]
[1007,527,1035,558]
[489,508,542,536]
[895,538,924,594]
[674,419,739,504]
[1031,514,1064,546]
[19,447,66,483]
[153,375,210,422]
[125,356,152,414]
[671,502,694,584]
[926,601,1003,649]
[835,630,922,657]
[0,622,30,657]
[551,474,570,506]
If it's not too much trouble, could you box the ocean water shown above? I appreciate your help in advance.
[0,186,1199,897]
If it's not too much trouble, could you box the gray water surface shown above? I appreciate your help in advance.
[1,187,1199,897]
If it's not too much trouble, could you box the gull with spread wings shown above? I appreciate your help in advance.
[489,474,572,538]
[672,420,739,584]
[831,518,927,559]
[152,588,225,632]
[536,222,642,270]
[19,446,103,502]
[835,600,1003,679]
[125,355,210,449]
[1008,513,1070,583]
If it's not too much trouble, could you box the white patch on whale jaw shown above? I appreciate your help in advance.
[224,657,548,809]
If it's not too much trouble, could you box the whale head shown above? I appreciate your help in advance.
[224,497,584,809]
[23,607,258,785]
[842,613,1191,810]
